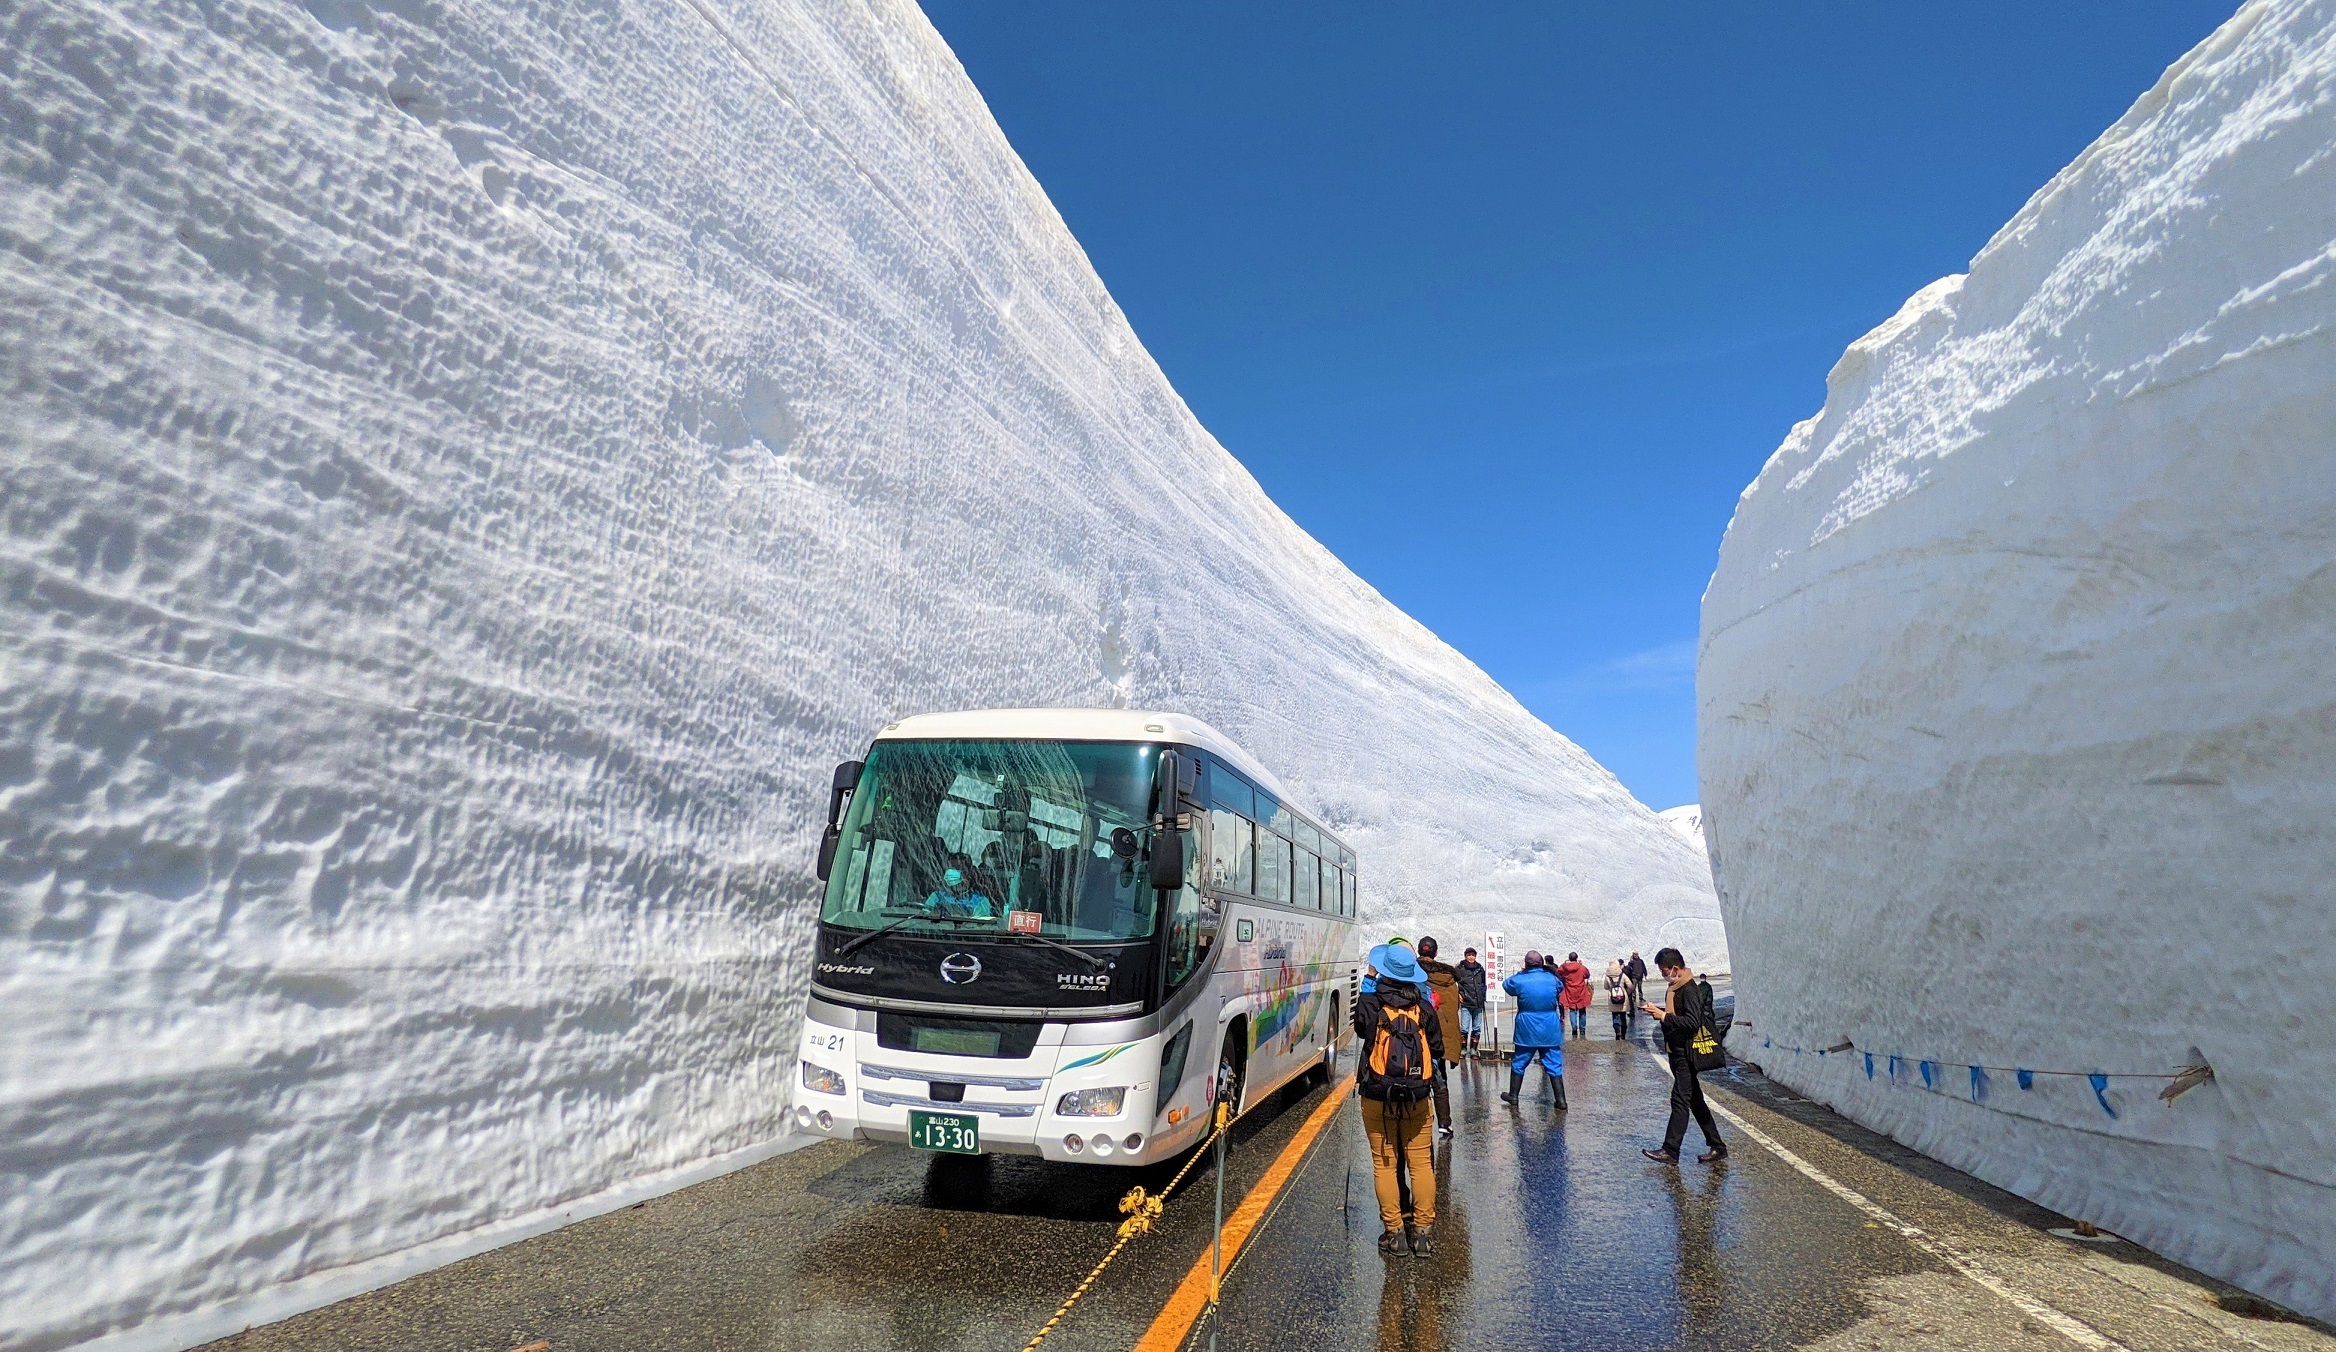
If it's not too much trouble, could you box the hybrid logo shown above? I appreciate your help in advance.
[817,962,875,976]
[1056,971,1112,991]
[938,952,983,985]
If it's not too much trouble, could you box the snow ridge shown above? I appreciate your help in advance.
[0,0,1715,1346]
[1701,0,2336,1320]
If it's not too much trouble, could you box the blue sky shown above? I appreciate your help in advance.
[918,1,2236,810]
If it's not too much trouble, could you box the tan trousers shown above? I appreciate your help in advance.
[1359,1095,1435,1231]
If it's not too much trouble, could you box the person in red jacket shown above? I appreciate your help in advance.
[1556,951,1594,1039]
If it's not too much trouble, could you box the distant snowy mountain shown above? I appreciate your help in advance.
[1701,0,2335,1321]
[0,0,1715,1346]
[1657,805,1705,850]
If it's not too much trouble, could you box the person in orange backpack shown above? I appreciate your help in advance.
[1353,942,1445,1257]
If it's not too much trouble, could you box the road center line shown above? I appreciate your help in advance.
[1132,1075,1356,1352]
[1646,1048,2128,1350]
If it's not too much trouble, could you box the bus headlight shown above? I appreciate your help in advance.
[801,1061,846,1096]
[1055,1086,1127,1118]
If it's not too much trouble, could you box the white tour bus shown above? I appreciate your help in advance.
[794,709,1363,1165]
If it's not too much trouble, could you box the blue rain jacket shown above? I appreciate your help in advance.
[1503,967,1564,1048]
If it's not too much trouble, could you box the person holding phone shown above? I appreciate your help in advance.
[1642,947,1726,1164]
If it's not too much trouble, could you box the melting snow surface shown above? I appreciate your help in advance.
[0,0,1715,1346]
[1701,0,2335,1320]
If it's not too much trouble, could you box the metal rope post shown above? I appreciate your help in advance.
[1208,1098,1230,1352]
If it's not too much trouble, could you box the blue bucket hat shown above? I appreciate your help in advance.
[1368,942,1424,986]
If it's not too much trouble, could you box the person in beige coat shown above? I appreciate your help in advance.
[1416,936,1465,1140]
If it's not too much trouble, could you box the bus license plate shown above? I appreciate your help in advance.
[908,1110,979,1154]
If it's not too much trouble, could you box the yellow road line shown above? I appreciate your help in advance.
[1131,1076,1355,1352]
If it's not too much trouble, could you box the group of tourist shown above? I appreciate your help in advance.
[1350,935,1726,1258]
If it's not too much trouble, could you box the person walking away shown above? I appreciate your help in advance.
[1354,943,1444,1256]
[1556,952,1593,1038]
[1454,947,1488,1057]
[1605,959,1630,1039]
[1642,946,1727,1164]
[1416,937,1464,1140]
[1624,951,1649,1021]
[1499,950,1566,1109]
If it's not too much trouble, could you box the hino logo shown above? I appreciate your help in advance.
[938,952,983,984]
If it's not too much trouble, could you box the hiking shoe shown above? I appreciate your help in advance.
[1642,1147,1680,1164]
[1697,1148,1729,1163]
[1410,1225,1435,1257]
[1437,1125,1454,1140]
[1378,1229,1409,1257]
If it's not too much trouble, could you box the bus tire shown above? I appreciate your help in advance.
[1316,993,1341,1084]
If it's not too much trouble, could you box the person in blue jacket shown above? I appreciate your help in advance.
[1500,949,1568,1109]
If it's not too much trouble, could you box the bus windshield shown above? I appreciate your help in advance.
[821,739,1163,942]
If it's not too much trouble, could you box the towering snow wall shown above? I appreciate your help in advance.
[1700,0,2334,1320]
[0,0,1716,1347]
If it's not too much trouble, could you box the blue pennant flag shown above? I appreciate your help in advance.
[2017,1069,2035,1091]
[2089,1073,2117,1118]
[1864,1053,1875,1080]
[1970,1066,1989,1102]
[1920,1060,1937,1090]
[1888,1054,1902,1080]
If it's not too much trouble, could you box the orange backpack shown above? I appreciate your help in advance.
[1366,1003,1433,1101]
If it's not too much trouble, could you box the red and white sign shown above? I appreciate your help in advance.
[1007,909,1043,935]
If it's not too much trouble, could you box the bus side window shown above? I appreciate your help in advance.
[1209,807,1252,894]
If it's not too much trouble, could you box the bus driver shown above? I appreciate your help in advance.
[923,864,996,920]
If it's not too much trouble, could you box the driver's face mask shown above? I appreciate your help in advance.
[943,868,965,891]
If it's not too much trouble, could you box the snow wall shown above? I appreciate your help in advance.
[1700,0,2334,1320]
[0,0,1718,1346]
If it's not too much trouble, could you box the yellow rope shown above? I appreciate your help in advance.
[1017,1113,1230,1352]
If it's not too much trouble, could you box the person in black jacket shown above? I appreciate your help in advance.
[1454,948,1488,1056]
[1642,946,1727,1164]
[1353,943,1447,1257]
[1624,950,1649,1021]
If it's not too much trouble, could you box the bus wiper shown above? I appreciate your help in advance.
[836,912,982,958]
[1007,932,1111,969]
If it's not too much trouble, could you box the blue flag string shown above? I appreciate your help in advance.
[1773,1040,2192,1117]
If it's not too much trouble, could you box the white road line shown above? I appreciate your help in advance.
[1644,1047,2129,1350]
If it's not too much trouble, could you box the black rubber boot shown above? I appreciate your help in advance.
[1500,1071,1523,1104]
[1550,1073,1568,1111]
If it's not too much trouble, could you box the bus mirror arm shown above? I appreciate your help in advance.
[816,759,864,882]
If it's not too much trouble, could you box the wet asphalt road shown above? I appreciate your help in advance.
[207,1022,2332,1352]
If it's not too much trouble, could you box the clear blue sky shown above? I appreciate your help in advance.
[918,1,2235,810]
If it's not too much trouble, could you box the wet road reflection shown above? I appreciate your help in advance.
[206,1029,2335,1352]
[1217,1038,1917,1350]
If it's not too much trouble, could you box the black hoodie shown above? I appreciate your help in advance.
[1453,957,1487,1009]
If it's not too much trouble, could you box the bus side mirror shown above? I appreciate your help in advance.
[816,759,864,882]
[1147,829,1186,891]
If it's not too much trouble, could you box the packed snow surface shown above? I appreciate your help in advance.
[0,0,1715,1346]
[1701,0,2335,1320]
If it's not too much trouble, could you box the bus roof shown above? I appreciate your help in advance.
[873,708,1293,805]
